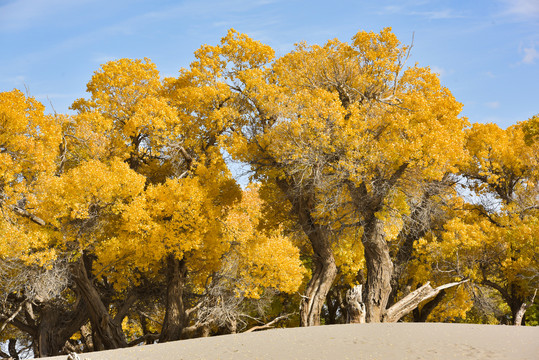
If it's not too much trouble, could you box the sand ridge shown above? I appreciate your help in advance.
[43,323,539,360]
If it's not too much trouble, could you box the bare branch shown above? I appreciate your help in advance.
[243,314,292,333]
[384,279,469,323]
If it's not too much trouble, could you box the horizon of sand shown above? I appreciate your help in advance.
[41,323,538,360]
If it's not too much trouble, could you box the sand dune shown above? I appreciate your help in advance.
[43,323,538,360]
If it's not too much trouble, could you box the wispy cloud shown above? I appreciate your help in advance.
[0,0,93,31]
[410,9,464,20]
[377,2,464,19]
[91,54,119,65]
[499,0,539,19]
[1,74,26,87]
[430,65,446,77]
[521,45,538,64]
[485,101,500,109]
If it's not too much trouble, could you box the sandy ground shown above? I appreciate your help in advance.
[43,323,538,360]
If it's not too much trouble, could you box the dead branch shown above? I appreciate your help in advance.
[244,314,291,333]
[383,279,469,323]
[514,289,537,326]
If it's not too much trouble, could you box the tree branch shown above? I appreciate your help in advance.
[10,205,46,226]
[243,314,291,333]
[384,279,468,323]
[0,300,27,334]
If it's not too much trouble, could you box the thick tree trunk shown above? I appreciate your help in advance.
[300,250,338,326]
[31,296,89,357]
[362,216,393,322]
[71,255,127,350]
[36,306,61,357]
[159,255,187,342]
[276,177,338,327]
[296,203,337,327]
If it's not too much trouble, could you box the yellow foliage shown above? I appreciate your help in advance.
[221,185,305,298]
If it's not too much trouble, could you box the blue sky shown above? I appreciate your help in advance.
[1,0,538,128]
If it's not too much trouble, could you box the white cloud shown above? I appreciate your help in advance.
[430,65,446,77]
[500,0,539,18]
[380,5,402,14]
[522,46,538,64]
[92,54,119,64]
[410,9,464,20]
[0,0,93,31]
[485,101,500,109]
[377,1,464,19]
[1,74,26,86]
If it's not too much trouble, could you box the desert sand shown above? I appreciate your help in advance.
[42,323,538,360]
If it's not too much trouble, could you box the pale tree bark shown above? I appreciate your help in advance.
[412,290,446,322]
[481,276,533,326]
[383,280,469,323]
[0,300,26,334]
[346,285,366,324]
[514,289,537,326]
[244,314,291,332]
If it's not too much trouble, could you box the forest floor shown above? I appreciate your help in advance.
[42,323,538,360]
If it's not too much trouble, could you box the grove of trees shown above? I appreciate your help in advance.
[1,28,537,358]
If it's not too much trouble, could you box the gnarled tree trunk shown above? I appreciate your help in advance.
[159,255,187,342]
[71,255,127,350]
[277,177,338,327]
[300,245,337,326]
[35,300,88,357]
[362,216,393,322]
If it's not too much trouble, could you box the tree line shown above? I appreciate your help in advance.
[1,28,538,358]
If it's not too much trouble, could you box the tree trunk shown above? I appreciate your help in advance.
[8,339,19,360]
[297,201,337,327]
[36,306,61,357]
[362,216,393,322]
[346,285,366,323]
[325,287,345,324]
[300,250,337,326]
[514,289,537,326]
[159,255,187,342]
[80,323,94,352]
[276,177,338,327]
[33,297,89,357]
[71,255,127,350]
